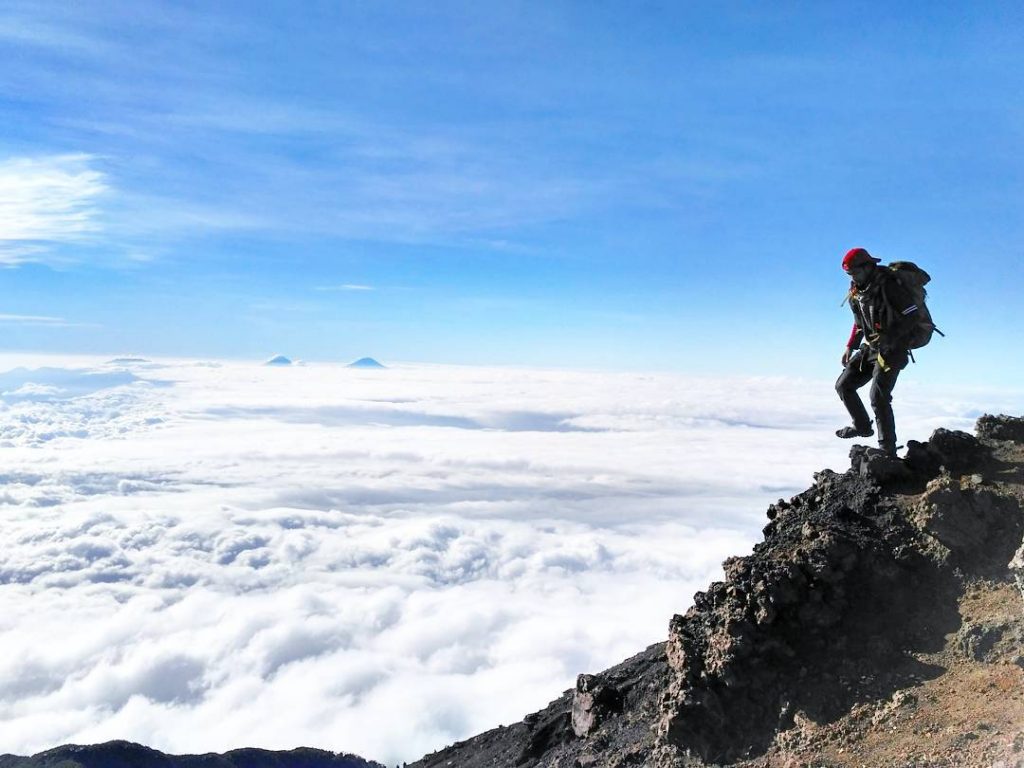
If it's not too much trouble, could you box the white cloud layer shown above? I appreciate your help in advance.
[0,154,107,264]
[0,357,1019,764]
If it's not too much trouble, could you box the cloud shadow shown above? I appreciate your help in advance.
[203,405,607,433]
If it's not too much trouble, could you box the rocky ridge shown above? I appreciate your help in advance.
[409,414,1024,767]
[0,741,384,768]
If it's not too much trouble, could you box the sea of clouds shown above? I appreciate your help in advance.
[0,355,1019,765]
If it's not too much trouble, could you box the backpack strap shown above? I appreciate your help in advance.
[841,280,856,307]
[878,269,899,325]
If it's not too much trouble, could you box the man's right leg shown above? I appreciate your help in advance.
[835,353,874,437]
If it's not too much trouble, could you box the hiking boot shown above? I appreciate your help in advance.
[836,425,874,439]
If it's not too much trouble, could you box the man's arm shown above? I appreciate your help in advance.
[843,322,863,365]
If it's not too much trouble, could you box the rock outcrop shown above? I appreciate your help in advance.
[977,414,1024,443]
[655,427,1020,765]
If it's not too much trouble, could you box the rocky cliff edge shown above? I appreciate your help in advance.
[410,415,1024,768]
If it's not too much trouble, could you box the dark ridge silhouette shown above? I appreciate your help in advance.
[0,741,384,768]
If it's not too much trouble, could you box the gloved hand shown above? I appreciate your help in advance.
[841,347,853,367]
[877,351,892,372]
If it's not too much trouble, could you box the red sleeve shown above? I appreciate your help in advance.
[846,323,862,349]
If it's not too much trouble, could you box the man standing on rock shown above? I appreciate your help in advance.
[835,247,920,457]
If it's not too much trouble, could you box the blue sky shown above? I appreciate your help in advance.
[1,1,1022,384]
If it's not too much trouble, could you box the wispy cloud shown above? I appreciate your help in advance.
[0,154,107,264]
[315,284,375,292]
[0,13,105,55]
[0,244,48,267]
[0,5,613,250]
[0,314,72,326]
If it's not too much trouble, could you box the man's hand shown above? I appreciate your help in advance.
[841,347,853,367]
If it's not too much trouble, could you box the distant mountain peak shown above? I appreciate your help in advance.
[264,355,292,366]
[347,357,385,368]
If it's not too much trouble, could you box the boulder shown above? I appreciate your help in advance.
[926,428,988,473]
[849,445,911,482]
[976,414,1024,443]
[571,673,622,737]
[914,476,1022,575]
[903,439,941,476]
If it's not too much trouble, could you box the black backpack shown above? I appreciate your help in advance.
[882,261,943,349]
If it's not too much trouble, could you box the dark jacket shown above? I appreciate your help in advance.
[846,267,919,356]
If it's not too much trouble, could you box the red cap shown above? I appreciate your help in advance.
[842,247,881,272]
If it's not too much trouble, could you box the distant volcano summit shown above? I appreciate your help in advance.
[347,357,385,368]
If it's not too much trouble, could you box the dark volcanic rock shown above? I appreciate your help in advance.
[976,414,1024,443]
[850,444,912,482]
[0,742,382,768]
[904,439,941,476]
[571,673,623,737]
[926,428,990,472]
[656,425,1019,765]
[519,710,573,764]
[657,468,959,763]
[408,644,668,768]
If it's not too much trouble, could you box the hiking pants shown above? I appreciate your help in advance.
[835,348,907,452]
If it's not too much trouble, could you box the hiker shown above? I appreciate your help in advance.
[835,247,920,457]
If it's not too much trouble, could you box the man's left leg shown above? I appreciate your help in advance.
[869,356,907,455]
